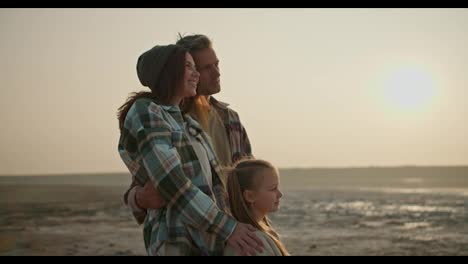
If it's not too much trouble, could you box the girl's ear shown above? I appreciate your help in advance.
[243,190,256,204]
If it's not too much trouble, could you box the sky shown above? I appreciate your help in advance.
[1,8,468,175]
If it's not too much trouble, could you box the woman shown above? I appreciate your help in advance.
[224,159,289,256]
[117,44,262,255]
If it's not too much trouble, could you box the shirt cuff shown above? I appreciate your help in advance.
[217,214,237,242]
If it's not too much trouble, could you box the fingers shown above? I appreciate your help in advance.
[238,239,256,256]
[242,233,263,254]
[246,224,257,232]
[241,224,264,249]
[230,241,243,256]
[228,223,265,256]
[246,231,264,252]
[144,181,151,188]
[245,232,264,253]
[139,181,166,209]
[238,224,263,255]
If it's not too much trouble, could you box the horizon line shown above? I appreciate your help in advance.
[2,164,468,177]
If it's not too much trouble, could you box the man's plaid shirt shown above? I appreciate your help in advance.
[209,97,253,164]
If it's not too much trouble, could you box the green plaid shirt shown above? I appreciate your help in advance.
[118,98,236,255]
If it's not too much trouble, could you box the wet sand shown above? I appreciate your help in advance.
[1,170,467,256]
[0,184,145,256]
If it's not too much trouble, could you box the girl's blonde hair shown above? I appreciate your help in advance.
[226,159,289,256]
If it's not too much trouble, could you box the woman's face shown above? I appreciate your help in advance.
[182,52,200,98]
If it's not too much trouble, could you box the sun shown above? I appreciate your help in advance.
[382,66,437,112]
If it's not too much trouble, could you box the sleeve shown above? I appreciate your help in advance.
[128,101,237,240]
[235,110,253,161]
[240,121,253,158]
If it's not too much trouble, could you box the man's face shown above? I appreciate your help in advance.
[191,47,221,96]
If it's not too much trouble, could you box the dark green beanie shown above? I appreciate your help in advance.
[136,44,178,91]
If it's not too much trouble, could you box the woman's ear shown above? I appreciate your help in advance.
[243,190,256,204]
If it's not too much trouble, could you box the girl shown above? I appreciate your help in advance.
[224,159,289,256]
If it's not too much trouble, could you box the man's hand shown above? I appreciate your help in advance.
[135,181,166,209]
[226,222,264,256]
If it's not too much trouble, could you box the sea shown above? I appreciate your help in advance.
[1,166,467,255]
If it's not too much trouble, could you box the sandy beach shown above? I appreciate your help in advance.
[0,184,146,256]
[1,169,467,256]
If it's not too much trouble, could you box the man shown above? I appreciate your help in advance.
[124,34,253,224]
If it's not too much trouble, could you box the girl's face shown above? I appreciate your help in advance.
[182,52,200,98]
[247,168,283,218]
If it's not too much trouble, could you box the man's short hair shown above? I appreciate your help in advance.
[176,34,212,53]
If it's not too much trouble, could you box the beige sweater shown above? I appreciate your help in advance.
[224,230,284,256]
